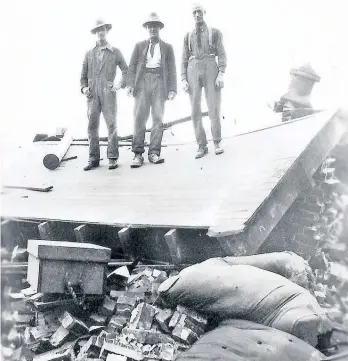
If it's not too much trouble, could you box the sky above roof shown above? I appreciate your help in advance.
[1,0,348,154]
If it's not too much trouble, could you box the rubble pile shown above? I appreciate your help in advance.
[1,266,208,361]
[308,157,348,353]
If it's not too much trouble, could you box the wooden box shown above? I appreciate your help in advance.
[27,240,111,294]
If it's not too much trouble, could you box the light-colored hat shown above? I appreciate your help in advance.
[91,19,112,34]
[192,3,206,13]
[290,63,321,82]
[143,12,164,29]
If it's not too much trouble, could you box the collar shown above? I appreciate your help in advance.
[149,38,160,44]
[194,21,207,33]
[94,42,113,52]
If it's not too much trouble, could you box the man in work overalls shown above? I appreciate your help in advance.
[80,19,128,171]
[127,13,177,168]
[182,4,227,159]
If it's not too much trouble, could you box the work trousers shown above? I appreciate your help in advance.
[87,79,119,162]
[187,56,222,147]
[132,72,166,156]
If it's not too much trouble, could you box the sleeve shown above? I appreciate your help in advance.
[117,49,129,88]
[215,29,227,74]
[168,44,177,94]
[181,33,190,81]
[80,51,89,93]
[126,44,139,88]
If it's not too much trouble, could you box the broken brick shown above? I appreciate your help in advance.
[116,294,137,318]
[109,291,125,301]
[176,306,207,330]
[122,328,174,345]
[154,308,173,333]
[108,315,128,332]
[99,296,117,317]
[49,326,71,348]
[171,323,199,345]
[168,311,181,329]
[33,345,75,361]
[90,313,108,326]
[160,343,175,361]
[59,311,89,337]
[99,343,143,360]
[129,302,156,330]
[78,336,104,358]
[106,355,127,361]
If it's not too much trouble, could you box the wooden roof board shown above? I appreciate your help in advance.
[1,110,341,233]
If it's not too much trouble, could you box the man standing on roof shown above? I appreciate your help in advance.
[80,19,128,171]
[182,4,227,159]
[127,13,177,168]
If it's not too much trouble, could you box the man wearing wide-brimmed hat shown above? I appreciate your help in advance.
[127,12,177,168]
[182,4,227,159]
[80,19,128,171]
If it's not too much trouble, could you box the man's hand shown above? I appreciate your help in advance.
[215,72,224,88]
[108,81,121,92]
[82,87,92,98]
[127,87,134,97]
[182,79,189,93]
[168,91,176,101]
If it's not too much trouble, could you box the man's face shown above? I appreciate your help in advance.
[96,26,108,41]
[147,23,160,39]
[193,10,204,24]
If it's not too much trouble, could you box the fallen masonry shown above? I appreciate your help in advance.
[1,260,208,361]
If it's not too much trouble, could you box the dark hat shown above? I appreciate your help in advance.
[91,19,112,34]
[143,12,164,29]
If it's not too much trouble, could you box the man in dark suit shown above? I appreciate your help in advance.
[127,13,177,168]
[80,19,128,171]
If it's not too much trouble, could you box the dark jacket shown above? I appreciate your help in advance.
[80,45,128,92]
[127,40,177,98]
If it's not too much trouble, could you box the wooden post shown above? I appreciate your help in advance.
[164,229,182,265]
[118,227,135,261]
[42,128,73,170]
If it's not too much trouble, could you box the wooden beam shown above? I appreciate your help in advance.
[118,226,135,261]
[42,128,73,170]
[73,112,209,142]
[38,221,55,240]
[74,224,100,243]
[38,221,76,241]
[164,229,182,265]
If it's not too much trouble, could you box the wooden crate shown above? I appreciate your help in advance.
[27,240,111,294]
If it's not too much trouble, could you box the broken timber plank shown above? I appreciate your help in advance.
[164,229,182,265]
[3,185,53,192]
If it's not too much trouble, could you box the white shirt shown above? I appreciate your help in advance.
[146,41,161,68]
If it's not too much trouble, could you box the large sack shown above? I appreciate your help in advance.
[175,319,326,361]
[158,258,332,346]
[223,251,315,291]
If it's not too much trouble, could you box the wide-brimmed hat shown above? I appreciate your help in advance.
[192,3,206,13]
[91,19,112,34]
[143,12,164,29]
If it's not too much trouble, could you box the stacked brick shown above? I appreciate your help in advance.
[1,267,208,361]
